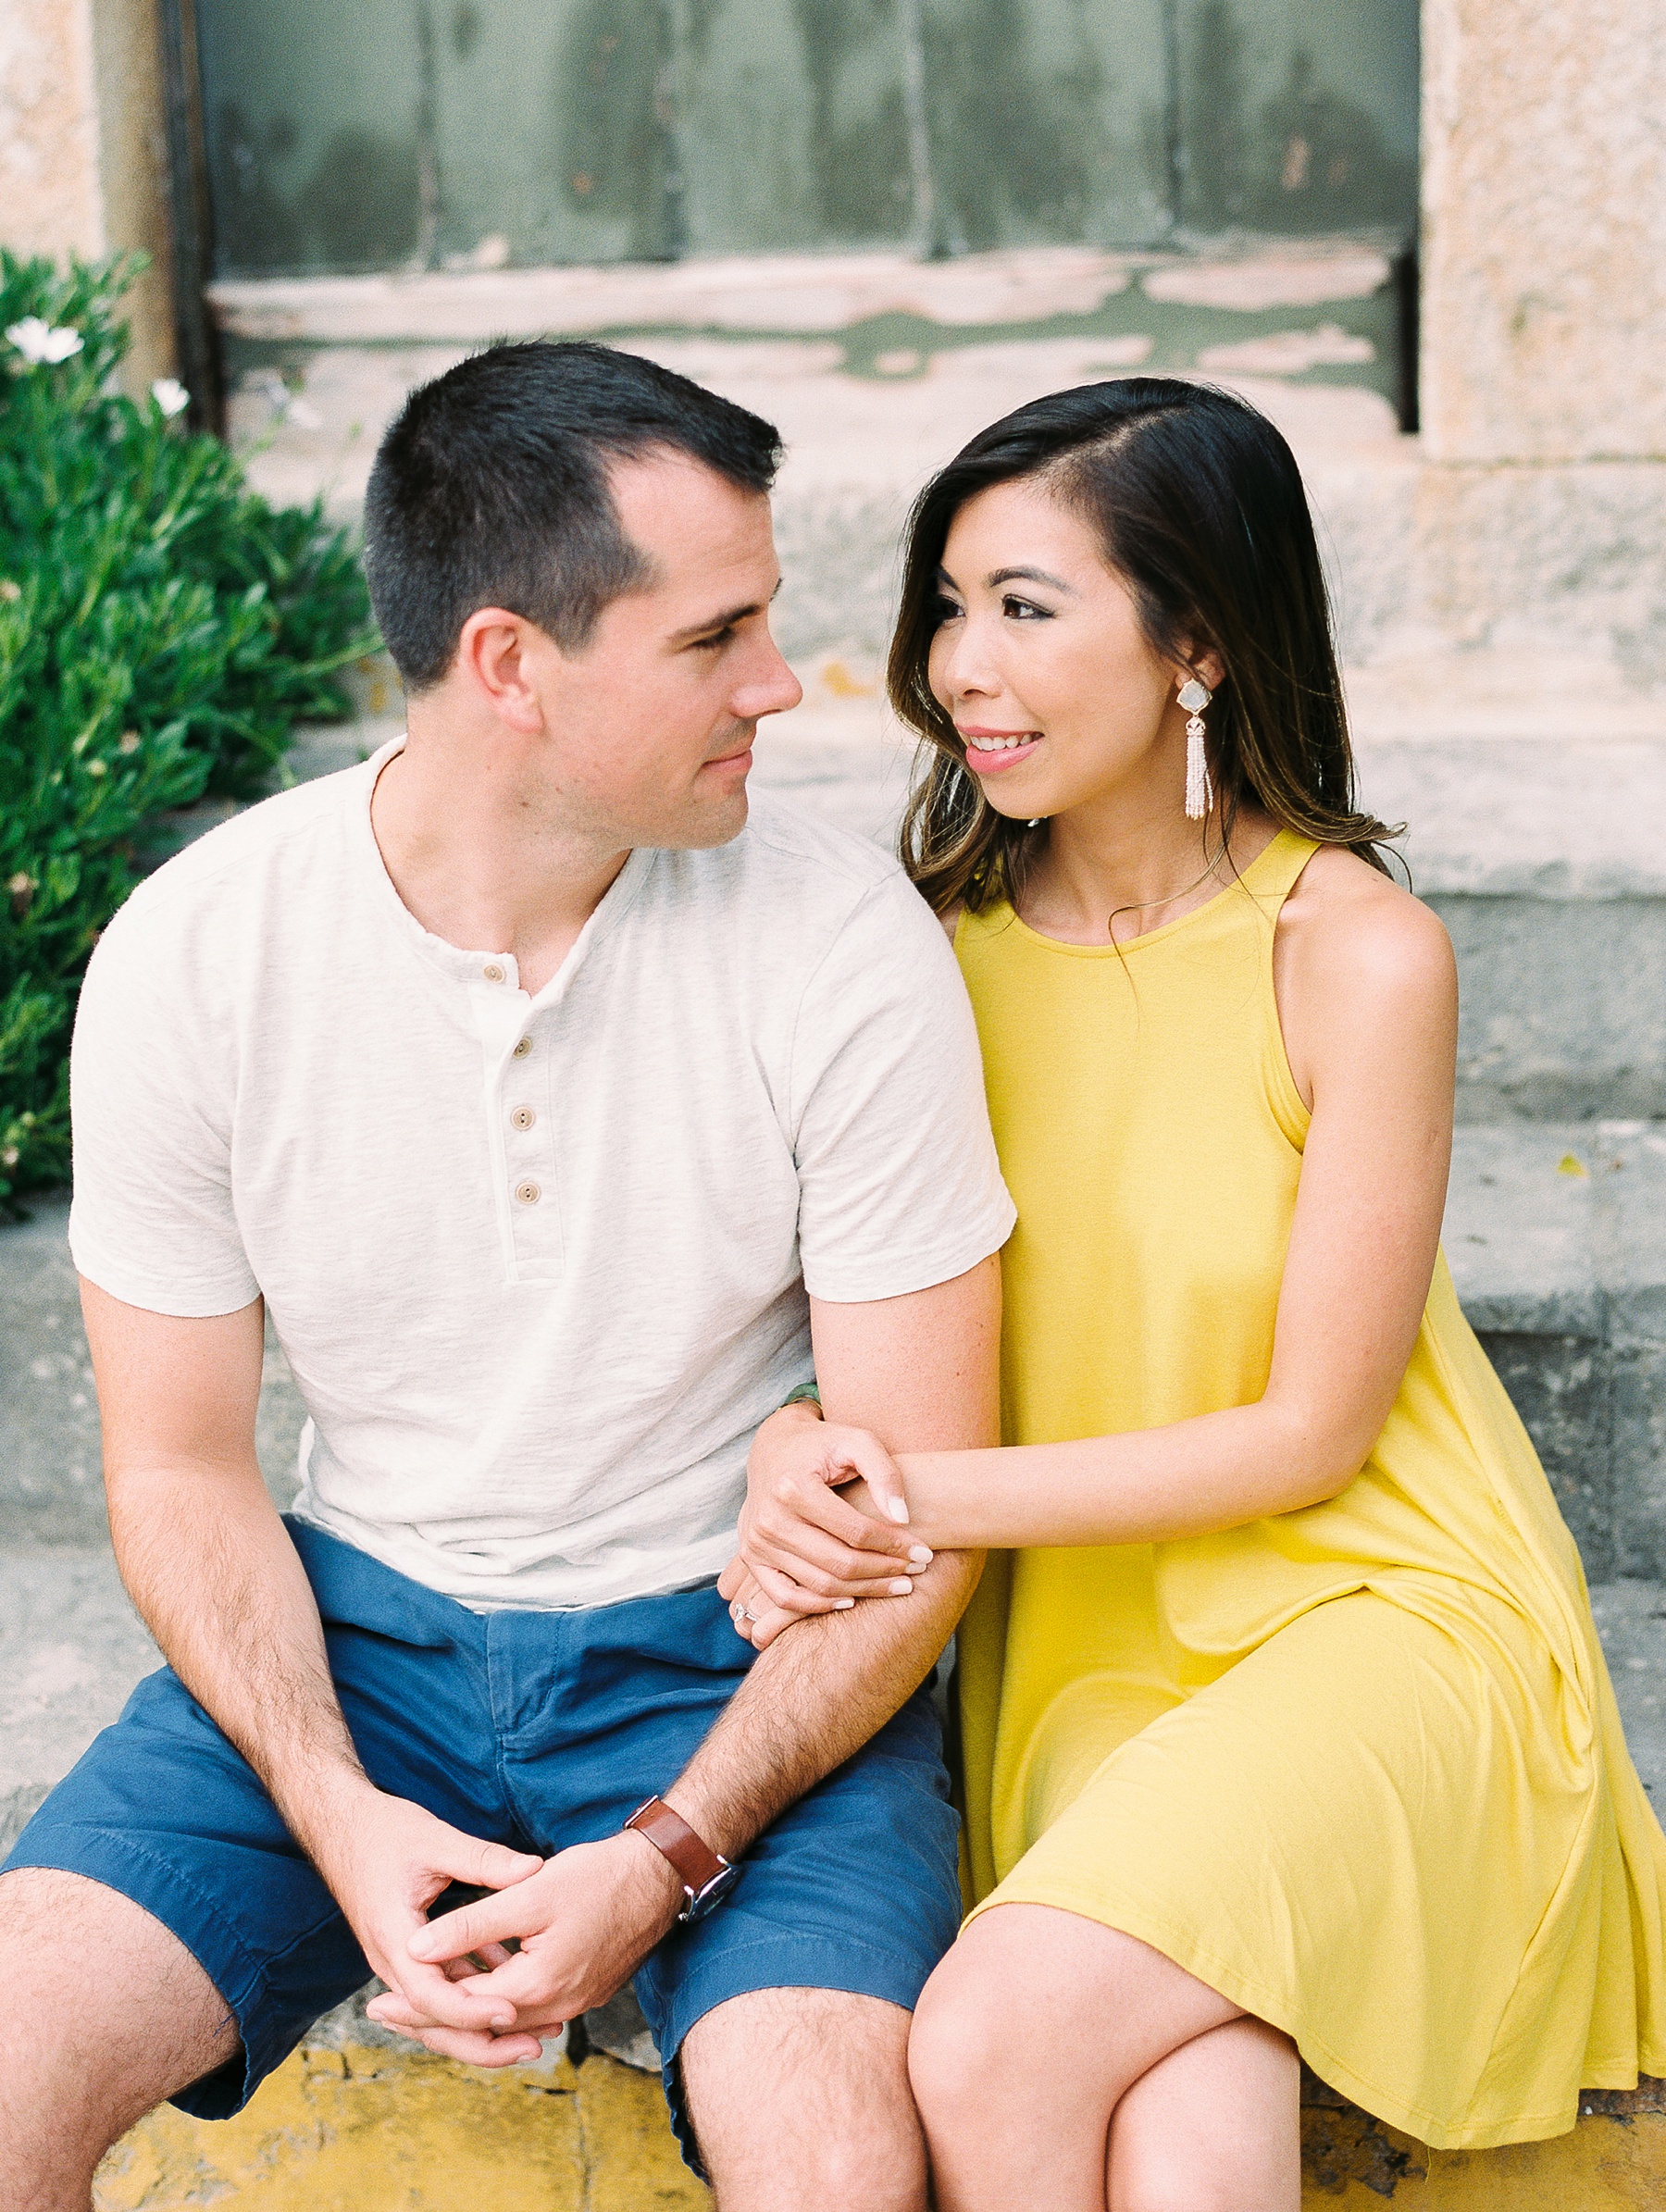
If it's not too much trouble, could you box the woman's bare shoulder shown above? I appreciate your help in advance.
[938,901,964,944]
[1274,846,1456,1105]
[1279,844,1452,993]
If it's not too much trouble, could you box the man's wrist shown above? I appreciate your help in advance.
[770,1398,824,1432]
[618,1821,694,1923]
[273,1759,378,1869]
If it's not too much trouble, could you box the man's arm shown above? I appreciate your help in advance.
[81,1282,549,2057]
[385,1253,1000,2058]
[664,1249,1000,1848]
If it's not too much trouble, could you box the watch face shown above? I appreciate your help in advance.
[681,1860,741,1923]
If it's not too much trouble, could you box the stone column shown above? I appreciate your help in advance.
[1422,0,1666,465]
[1413,0,1666,675]
[0,0,177,389]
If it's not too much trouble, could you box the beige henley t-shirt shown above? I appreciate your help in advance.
[68,745,1014,1609]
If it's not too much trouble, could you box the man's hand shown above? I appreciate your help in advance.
[364,1830,683,2063]
[305,1784,548,2062]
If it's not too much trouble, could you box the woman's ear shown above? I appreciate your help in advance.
[1175,643,1226,695]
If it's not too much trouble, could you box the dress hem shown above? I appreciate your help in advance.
[963,1884,1654,2150]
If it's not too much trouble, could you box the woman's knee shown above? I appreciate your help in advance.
[907,1945,1013,2124]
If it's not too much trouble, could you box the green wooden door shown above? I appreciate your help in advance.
[199,0,1417,277]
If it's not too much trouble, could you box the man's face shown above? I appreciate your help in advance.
[518,450,803,851]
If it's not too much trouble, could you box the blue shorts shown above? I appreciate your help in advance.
[3,1519,961,2168]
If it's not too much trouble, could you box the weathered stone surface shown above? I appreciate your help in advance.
[0,1199,106,1546]
[0,1542,155,1853]
[0,1198,307,1547]
[209,239,1666,673]
[1444,1122,1666,1581]
[1421,0,1666,466]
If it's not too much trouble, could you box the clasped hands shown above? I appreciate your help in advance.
[336,1416,915,2061]
[716,1408,931,1650]
[310,1785,683,2066]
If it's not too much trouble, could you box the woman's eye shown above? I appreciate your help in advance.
[1002,595,1051,621]
[930,595,964,625]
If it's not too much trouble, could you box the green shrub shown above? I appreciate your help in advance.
[0,251,378,1210]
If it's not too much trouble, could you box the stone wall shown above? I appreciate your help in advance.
[1421,0,1666,466]
[1414,0,1666,674]
[0,0,176,389]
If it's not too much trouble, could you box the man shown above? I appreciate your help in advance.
[0,342,1011,2210]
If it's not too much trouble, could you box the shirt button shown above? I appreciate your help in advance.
[512,1036,532,1058]
[482,962,505,983]
[510,1106,536,1131]
[515,1180,541,1205]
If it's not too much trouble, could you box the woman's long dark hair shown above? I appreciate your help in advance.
[892,378,1401,913]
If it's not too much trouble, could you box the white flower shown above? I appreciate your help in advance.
[6,316,84,365]
[150,377,190,417]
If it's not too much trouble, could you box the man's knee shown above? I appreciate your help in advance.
[679,1988,926,2206]
[0,1867,239,2206]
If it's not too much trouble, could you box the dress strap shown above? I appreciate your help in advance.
[1240,827,1322,906]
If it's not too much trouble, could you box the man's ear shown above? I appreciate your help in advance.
[454,607,556,734]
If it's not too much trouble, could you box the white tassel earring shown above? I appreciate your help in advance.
[1178,677,1213,819]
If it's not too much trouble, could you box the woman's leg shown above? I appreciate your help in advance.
[908,1904,1242,2212]
[1107,2015,1300,2212]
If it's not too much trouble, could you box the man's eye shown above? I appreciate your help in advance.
[694,626,737,651]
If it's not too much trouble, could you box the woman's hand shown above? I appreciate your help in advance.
[729,1403,935,1624]
[716,1559,802,1650]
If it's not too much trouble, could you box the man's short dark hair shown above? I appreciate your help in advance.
[362,340,783,690]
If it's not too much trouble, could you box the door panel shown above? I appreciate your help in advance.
[196,0,1417,278]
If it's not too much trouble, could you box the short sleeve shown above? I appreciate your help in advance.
[67,896,259,1317]
[789,872,1014,1302]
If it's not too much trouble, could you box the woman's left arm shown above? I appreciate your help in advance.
[743,858,1459,1575]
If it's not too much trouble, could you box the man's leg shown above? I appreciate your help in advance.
[0,1870,239,2212]
[680,1989,925,2211]
[0,1532,518,2203]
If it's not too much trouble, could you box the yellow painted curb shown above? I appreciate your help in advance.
[93,2043,1664,2207]
[93,2043,709,2210]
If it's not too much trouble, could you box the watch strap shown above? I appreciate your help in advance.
[624,1796,729,1902]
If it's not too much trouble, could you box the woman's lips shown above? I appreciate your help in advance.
[960,729,1042,775]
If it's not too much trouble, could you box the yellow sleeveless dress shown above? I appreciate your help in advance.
[953,828,1666,2149]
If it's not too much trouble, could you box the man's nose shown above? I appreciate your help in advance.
[735,645,803,722]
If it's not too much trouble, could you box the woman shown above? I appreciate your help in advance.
[719,379,1666,2210]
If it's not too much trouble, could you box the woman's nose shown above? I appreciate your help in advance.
[937,622,1001,702]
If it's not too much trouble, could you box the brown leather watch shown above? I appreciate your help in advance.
[624,1796,740,1923]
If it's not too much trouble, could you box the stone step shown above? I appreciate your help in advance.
[6,1114,1665,1572]
[6,1545,1664,2210]
[213,244,1666,691]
